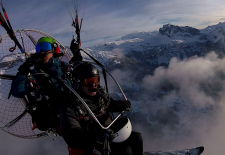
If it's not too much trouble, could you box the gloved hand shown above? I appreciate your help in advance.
[18,53,42,75]
[117,100,131,112]
[69,38,83,64]
[70,38,80,55]
[18,60,32,75]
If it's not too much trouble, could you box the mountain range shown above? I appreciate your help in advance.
[81,22,225,71]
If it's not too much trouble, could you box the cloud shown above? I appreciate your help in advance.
[107,69,136,93]
[111,48,125,59]
[141,52,225,107]
[127,52,225,154]
[98,51,225,154]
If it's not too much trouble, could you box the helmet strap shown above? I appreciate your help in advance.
[73,79,80,90]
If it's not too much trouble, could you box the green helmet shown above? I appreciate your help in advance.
[37,37,56,44]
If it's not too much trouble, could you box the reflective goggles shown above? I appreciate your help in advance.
[82,77,99,87]
[36,42,52,53]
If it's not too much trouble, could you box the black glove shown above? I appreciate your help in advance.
[18,60,32,75]
[117,100,131,112]
[70,38,80,55]
[18,53,41,75]
[69,38,83,64]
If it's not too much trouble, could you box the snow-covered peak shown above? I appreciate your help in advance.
[201,22,225,33]
[159,24,200,38]
[107,38,144,46]
[121,31,158,40]
[201,22,225,43]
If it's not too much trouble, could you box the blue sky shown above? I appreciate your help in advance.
[0,0,225,47]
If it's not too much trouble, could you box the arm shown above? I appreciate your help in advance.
[98,86,131,112]
[11,72,31,98]
[69,38,83,64]
[106,98,131,112]
[11,55,39,98]
[60,61,72,73]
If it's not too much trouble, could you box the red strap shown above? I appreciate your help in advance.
[32,122,37,130]
[78,115,83,120]
[57,125,62,136]
[3,12,8,20]
[95,110,104,117]
[68,147,84,155]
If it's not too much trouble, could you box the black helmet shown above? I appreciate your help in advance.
[73,62,99,81]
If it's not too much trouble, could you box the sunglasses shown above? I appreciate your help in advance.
[83,77,99,87]
[36,42,52,53]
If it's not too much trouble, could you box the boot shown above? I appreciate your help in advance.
[92,148,101,155]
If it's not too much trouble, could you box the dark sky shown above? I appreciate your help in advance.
[0,0,224,47]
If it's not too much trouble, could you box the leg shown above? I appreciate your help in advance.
[125,131,143,155]
[111,144,133,155]
[60,104,95,155]
[111,131,143,155]
[63,128,96,155]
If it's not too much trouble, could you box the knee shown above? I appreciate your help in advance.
[63,128,96,150]
[131,131,143,143]
[63,128,85,149]
[126,146,133,155]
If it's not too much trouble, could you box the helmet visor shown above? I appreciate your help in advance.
[36,42,52,53]
[83,77,99,87]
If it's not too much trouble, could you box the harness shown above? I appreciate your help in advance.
[73,87,111,121]
[25,61,69,132]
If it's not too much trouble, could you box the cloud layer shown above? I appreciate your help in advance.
[132,52,225,154]
[102,52,225,154]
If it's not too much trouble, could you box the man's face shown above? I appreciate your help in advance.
[36,41,54,63]
[81,77,99,96]
[40,50,53,64]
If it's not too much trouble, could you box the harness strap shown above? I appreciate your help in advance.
[76,104,107,121]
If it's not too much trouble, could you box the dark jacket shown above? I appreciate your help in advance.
[11,57,71,98]
[60,86,127,153]
[60,85,124,134]
[11,57,72,131]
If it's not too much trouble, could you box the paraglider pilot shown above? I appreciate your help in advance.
[11,37,143,155]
